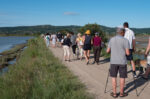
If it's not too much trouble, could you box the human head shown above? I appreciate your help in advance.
[117,27,125,36]
[85,30,91,35]
[70,32,74,35]
[77,33,81,37]
[95,32,99,37]
[46,33,49,35]
[66,33,70,38]
[123,22,129,28]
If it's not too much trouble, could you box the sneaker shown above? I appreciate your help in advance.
[96,62,100,65]
[132,71,137,78]
[92,61,95,64]
[86,61,89,65]
[68,60,71,62]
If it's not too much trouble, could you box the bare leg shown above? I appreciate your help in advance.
[87,50,90,60]
[84,51,88,62]
[67,47,70,61]
[120,78,125,95]
[131,60,136,71]
[112,77,117,95]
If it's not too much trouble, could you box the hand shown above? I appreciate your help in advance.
[145,53,148,57]
[133,47,136,52]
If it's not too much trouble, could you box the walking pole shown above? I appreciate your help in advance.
[130,65,138,96]
[104,69,110,93]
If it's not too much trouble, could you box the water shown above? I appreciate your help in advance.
[0,36,33,53]
[0,36,33,75]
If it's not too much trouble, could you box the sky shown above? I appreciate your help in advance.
[0,0,150,28]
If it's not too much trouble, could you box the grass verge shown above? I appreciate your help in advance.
[0,37,93,99]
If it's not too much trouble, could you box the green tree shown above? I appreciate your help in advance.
[79,23,107,42]
[59,29,72,36]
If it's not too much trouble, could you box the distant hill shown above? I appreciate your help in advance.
[0,25,150,35]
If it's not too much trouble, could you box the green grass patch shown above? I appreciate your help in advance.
[101,48,110,58]
[0,37,93,99]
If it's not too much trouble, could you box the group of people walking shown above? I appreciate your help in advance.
[43,22,150,98]
[44,30,103,65]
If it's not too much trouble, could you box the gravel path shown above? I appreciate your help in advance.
[50,47,150,99]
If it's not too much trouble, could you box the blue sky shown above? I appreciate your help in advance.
[0,0,150,28]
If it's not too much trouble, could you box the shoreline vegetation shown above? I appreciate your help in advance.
[0,37,93,99]
[0,43,26,69]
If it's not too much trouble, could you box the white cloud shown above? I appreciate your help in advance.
[64,12,79,16]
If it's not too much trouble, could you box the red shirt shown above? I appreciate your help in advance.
[93,36,102,46]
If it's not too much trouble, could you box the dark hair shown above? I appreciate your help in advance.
[46,33,49,35]
[123,22,129,28]
[70,32,74,35]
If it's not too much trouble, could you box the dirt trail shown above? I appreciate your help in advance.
[50,47,150,99]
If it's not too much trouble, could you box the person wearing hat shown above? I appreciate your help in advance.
[83,30,92,65]
[92,32,102,65]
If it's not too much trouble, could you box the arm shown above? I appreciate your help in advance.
[91,37,93,45]
[106,41,111,53]
[132,39,136,51]
[106,47,111,53]
[132,31,136,51]
[145,39,150,56]
[125,40,130,56]
[125,49,130,56]
[82,36,85,44]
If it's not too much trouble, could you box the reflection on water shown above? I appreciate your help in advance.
[0,67,8,75]
[0,36,33,75]
[134,54,146,60]
[0,36,33,53]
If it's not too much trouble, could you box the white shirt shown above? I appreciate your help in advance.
[124,28,135,49]
[45,35,50,40]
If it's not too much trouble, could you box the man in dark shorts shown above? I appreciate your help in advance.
[107,27,130,98]
[83,30,92,65]
[124,22,137,78]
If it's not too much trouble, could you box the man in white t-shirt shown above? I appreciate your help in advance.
[124,22,137,78]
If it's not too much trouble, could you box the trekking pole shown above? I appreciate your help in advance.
[130,65,138,96]
[104,69,110,93]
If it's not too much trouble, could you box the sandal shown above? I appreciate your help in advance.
[86,61,89,65]
[110,92,118,98]
[120,93,128,97]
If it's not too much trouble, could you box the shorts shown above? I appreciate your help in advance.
[110,64,127,78]
[58,38,62,42]
[126,49,133,61]
[83,44,91,51]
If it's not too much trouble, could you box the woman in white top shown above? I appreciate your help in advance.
[51,33,57,48]
[76,33,84,60]
[45,33,50,47]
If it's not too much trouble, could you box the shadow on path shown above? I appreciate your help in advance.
[99,58,110,64]
[124,76,150,96]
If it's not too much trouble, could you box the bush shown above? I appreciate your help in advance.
[79,23,107,42]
